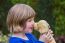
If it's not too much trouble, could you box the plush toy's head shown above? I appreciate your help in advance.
[34,20,56,43]
[34,20,50,34]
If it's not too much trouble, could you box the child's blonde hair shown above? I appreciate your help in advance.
[6,4,36,33]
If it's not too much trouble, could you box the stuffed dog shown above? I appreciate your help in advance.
[34,20,56,43]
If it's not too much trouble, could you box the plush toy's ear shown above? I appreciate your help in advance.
[37,20,49,34]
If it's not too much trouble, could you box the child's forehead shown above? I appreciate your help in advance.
[27,17,34,21]
[29,17,34,19]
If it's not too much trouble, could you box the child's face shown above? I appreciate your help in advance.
[24,17,35,33]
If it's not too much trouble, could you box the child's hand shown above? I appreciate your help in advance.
[48,29,54,36]
[39,29,53,43]
[48,29,53,34]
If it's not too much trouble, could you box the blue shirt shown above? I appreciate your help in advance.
[9,33,44,43]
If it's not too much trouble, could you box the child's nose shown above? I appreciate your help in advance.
[31,21,35,25]
[32,21,35,24]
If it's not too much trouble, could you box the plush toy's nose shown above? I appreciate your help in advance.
[34,23,38,30]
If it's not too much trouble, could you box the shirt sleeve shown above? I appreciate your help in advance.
[9,37,24,43]
[26,33,44,43]
[9,41,24,43]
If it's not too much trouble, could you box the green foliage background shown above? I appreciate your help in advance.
[0,0,65,37]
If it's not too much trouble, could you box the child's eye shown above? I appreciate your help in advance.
[27,18,34,22]
[28,19,32,22]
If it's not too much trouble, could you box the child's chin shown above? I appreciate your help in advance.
[28,31,32,33]
[28,29,33,33]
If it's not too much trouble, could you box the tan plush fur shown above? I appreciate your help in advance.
[34,20,56,43]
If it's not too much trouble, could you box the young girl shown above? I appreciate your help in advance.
[6,4,53,43]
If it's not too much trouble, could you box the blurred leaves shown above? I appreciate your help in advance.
[0,35,8,43]
[51,0,65,36]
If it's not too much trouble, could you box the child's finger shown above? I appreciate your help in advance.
[46,32,52,40]
[48,29,53,34]
[51,34,54,36]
